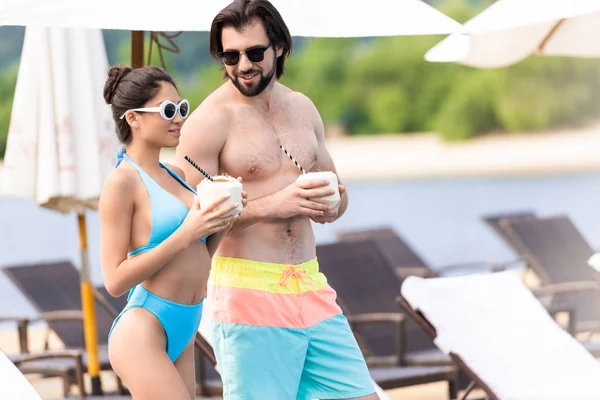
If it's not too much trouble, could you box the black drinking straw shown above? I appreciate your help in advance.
[184,156,215,182]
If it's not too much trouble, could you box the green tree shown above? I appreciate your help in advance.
[0,66,19,157]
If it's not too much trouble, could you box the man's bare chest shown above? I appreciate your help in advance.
[220,114,318,180]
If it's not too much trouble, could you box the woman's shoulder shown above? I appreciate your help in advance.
[101,166,140,200]
[162,163,185,179]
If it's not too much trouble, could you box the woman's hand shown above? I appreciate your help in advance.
[180,195,238,243]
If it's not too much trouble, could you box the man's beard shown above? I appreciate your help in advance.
[230,57,276,97]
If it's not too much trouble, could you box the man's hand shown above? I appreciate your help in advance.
[310,184,346,224]
[268,178,334,219]
[237,177,248,209]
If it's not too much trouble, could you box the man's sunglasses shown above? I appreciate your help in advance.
[119,99,190,121]
[219,43,273,66]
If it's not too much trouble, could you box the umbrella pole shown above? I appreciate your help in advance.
[131,31,145,68]
[78,211,103,395]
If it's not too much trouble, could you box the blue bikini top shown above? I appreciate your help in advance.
[115,149,207,258]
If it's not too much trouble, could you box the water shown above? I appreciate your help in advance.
[1,172,600,318]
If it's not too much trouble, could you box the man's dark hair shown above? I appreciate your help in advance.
[209,0,292,79]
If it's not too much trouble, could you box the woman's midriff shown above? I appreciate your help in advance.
[142,240,210,306]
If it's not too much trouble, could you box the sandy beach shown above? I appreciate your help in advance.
[3,124,600,187]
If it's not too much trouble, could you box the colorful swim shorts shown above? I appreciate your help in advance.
[205,256,375,400]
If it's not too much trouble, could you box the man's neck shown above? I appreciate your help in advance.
[231,80,278,111]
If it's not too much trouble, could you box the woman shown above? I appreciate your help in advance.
[100,65,242,399]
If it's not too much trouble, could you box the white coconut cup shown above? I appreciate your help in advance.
[295,171,340,208]
[197,176,243,217]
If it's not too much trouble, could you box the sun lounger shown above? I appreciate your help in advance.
[397,271,600,399]
[498,216,600,354]
[1,260,119,394]
[1,349,45,400]
[336,226,511,279]
[482,210,537,258]
[2,260,221,396]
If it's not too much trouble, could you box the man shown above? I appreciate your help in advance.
[176,1,379,399]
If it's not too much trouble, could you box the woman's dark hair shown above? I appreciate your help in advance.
[209,0,292,79]
[103,65,177,144]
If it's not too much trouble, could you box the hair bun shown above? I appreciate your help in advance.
[103,65,132,104]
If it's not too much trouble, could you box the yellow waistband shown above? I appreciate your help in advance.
[209,256,326,294]
[212,256,319,276]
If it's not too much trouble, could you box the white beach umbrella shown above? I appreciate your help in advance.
[0,26,120,395]
[425,0,600,68]
[2,0,465,71]
[1,0,461,36]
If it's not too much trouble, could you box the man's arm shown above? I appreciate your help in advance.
[301,94,348,223]
[226,194,276,233]
[175,104,228,189]
[176,103,231,252]
[206,225,230,257]
[227,178,333,233]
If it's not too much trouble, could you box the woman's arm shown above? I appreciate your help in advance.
[99,169,193,297]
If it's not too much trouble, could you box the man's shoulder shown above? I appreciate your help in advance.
[278,84,317,111]
[184,87,233,133]
[192,86,232,117]
[276,85,320,123]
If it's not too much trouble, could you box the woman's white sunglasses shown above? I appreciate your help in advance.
[119,99,190,121]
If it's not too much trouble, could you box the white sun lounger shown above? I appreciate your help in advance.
[0,350,43,400]
[398,271,600,400]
